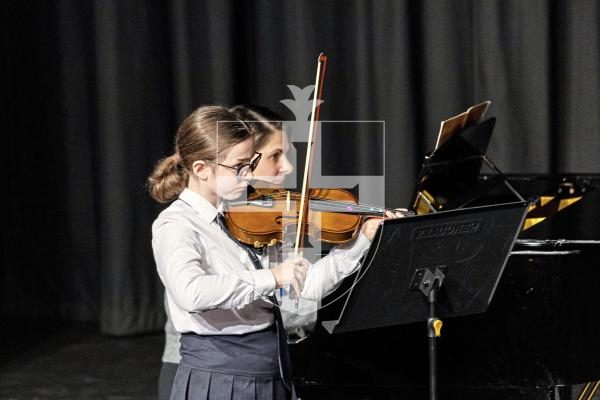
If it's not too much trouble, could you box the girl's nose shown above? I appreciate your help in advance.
[280,155,294,176]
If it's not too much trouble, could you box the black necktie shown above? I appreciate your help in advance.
[215,213,294,391]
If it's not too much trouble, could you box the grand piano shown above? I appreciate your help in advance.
[290,117,600,400]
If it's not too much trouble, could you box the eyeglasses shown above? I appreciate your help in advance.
[207,152,262,181]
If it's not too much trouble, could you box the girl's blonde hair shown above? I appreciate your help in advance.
[147,105,252,203]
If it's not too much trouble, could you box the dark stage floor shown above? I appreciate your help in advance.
[1,320,598,400]
[0,321,162,400]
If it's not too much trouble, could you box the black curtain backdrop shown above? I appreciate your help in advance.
[3,0,599,335]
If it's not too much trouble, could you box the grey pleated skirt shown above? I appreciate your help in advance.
[170,325,290,400]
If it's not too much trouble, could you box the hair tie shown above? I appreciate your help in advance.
[173,152,183,168]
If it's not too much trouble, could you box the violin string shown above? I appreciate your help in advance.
[269,192,384,209]
[273,199,385,214]
[309,200,385,214]
[228,191,390,214]
[267,193,387,213]
[271,197,383,214]
[267,195,380,213]
[227,199,382,214]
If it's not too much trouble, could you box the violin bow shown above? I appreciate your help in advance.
[293,53,328,305]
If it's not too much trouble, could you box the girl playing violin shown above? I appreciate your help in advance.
[150,105,398,400]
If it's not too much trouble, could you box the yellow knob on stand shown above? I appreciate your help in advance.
[432,319,443,337]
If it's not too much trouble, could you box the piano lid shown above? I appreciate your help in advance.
[410,117,523,214]
[409,109,598,237]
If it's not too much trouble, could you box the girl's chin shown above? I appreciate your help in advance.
[263,177,284,185]
[223,187,248,199]
[254,176,284,185]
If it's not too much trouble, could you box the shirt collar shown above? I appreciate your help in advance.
[178,188,221,223]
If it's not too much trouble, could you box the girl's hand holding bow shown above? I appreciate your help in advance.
[270,254,309,298]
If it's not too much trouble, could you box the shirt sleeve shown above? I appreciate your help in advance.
[299,232,371,301]
[152,220,276,313]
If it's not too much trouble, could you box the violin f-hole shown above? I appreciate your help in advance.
[275,215,300,225]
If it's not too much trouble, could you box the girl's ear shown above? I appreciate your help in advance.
[192,160,211,180]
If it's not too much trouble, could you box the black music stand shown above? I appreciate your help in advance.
[322,202,528,400]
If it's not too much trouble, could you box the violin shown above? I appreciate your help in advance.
[224,53,412,251]
[225,186,414,248]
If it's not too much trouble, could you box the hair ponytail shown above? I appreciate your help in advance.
[147,153,188,203]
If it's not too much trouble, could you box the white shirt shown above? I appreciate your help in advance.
[153,188,371,336]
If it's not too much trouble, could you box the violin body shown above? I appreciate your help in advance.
[225,188,363,248]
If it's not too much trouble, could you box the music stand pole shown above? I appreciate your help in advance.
[411,267,446,400]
